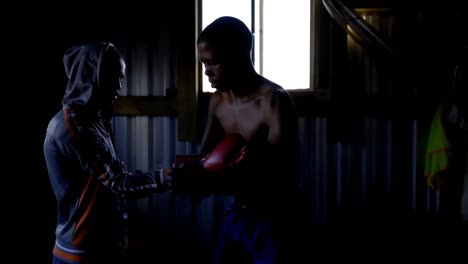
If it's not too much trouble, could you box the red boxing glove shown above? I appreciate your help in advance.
[201,133,248,172]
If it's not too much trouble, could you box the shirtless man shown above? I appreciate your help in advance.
[171,16,303,263]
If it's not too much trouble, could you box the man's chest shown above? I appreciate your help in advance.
[215,101,267,141]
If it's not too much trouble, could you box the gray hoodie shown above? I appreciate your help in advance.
[43,42,167,263]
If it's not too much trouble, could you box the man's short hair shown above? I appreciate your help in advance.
[197,16,253,62]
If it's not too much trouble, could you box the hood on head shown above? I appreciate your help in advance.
[62,42,118,115]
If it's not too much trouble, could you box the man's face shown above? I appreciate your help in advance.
[197,41,229,92]
[101,58,125,102]
[99,54,125,118]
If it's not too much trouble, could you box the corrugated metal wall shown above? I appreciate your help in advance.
[298,117,442,221]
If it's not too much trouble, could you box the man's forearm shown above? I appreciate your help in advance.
[111,169,171,195]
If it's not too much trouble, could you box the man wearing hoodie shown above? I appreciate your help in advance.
[43,42,171,264]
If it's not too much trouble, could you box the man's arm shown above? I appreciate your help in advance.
[258,88,300,191]
[75,129,170,196]
[170,92,227,194]
[200,92,225,155]
[266,88,298,146]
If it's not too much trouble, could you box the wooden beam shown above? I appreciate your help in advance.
[113,96,177,116]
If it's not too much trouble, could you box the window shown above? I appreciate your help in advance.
[201,0,311,92]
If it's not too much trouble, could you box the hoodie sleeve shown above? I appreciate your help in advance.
[62,110,169,195]
[79,128,169,195]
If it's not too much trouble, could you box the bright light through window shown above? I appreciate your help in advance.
[201,0,310,92]
[262,0,310,90]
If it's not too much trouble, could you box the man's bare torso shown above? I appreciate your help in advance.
[212,82,280,143]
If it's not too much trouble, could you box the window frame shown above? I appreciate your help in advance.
[197,0,320,96]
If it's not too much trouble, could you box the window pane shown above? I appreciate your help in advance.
[262,0,310,89]
[202,0,252,93]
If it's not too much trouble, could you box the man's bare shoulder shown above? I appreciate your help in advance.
[258,79,293,107]
[209,90,224,108]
